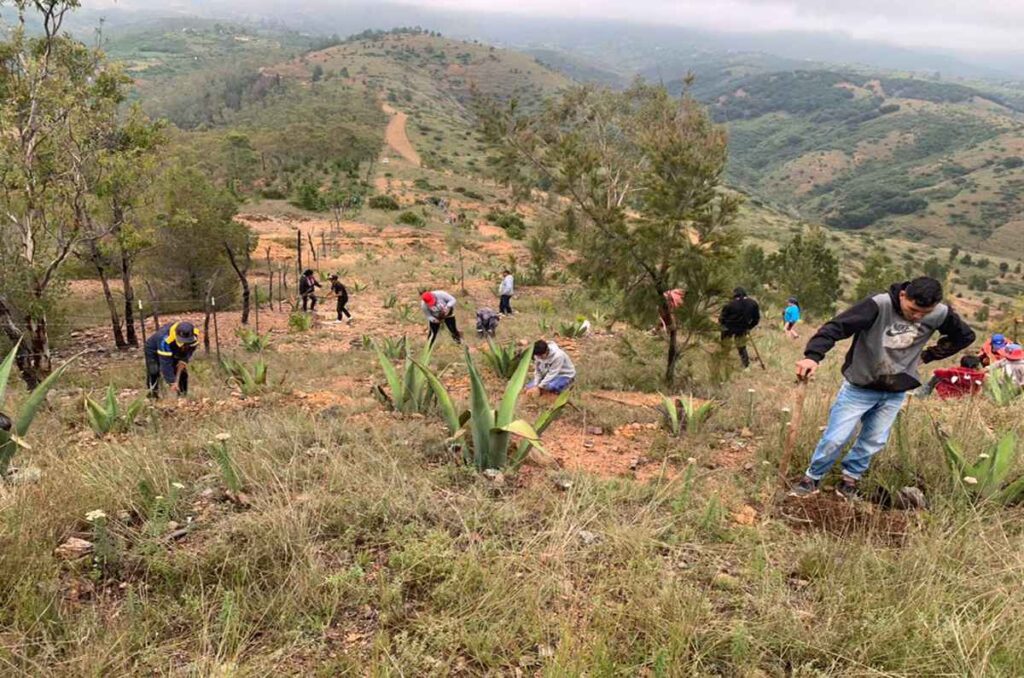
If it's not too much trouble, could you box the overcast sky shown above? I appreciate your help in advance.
[399,0,1024,53]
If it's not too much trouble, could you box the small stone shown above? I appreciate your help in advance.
[586,426,604,436]
[583,442,594,449]
[483,469,505,487]
[54,537,94,560]
[537,644,555,658]
[578,530,600,546]
[686,457,697,465]
[896,486,927,510]
[552,477,573,491]
[788,577,811,589]
[166,521,180,532]
[5,466,42,485]
[739,427,754,439]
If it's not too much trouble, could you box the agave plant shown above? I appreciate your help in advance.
[236,327,271,352]
[937,427,1024,505]
[84,385,147,437]
[481,340,522,380]
[375,340,437,415]
[375,335,407,361]
[0,341,77,476]
[658,394,715,436]
[382,293,398,309]
[986,370,1022,407]
[288,311,314,332]
[558,317,590,339]
[395,303,415,322]
[414,347,564,471]
[221,357,269,397]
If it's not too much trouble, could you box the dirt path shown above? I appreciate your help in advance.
[381,102,421,167]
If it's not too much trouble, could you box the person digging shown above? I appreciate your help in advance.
[421,290,462,345]
[790,277,975,501]
[299,269,321,312]
[476,307,500,338]
[329,274,351,323]
[524,339,576,398]
[144,321,200,399]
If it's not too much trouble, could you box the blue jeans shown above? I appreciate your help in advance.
[526,376,574,394]
[805,381,907,481]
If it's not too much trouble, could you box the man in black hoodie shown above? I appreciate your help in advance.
[790,277,975,500]
[719,287,761,368]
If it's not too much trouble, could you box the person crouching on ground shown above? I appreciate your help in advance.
[783,297,801,340]
[476,307,500,338]
[421,290,461,345]
[329,274,351,323]
[144,321,200,398]
[923,354,987,399]
[524,339,576,397]
[979,332,1009,367]
[790,276,975,501]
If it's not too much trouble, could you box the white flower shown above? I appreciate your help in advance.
[747,388,756,394]
[977,454,990,460]
[781,407,791,414]
[85,509,107,522]
[172,482,185,490]
[154,495,164,501]
[215,433,231,441]
[963,476,978,485]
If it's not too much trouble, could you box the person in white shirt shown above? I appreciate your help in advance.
[498,269,515,316]
[525,339,576,396]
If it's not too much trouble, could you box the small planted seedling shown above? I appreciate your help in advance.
[236,327,271,352]
[375,335,407,361]
[220,357,270,397]
[288,311,314,332]
[937,427,1024,505]
[383,293,398,309]
[0,341,78,477]
[84,385,147,437]
[658,394,715,436]
[481,340,522,380]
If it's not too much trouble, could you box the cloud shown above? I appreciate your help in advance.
[400,0,1024,53]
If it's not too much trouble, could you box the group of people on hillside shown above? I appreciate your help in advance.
[145,256,1018,503]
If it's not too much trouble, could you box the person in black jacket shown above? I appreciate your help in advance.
[719,287,760,368]
[790,277,975,500]
[329,274,351,322]
[298,269,321,312]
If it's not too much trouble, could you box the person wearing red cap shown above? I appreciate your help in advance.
[420,290,461,345]
[992,343,1024,387]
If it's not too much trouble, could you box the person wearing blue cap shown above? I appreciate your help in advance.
[980,333,1008,367]
[144,321,200,397]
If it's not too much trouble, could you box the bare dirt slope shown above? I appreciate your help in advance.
[381,102,421,166]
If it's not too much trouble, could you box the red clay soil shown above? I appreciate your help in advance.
[774,494,911,546]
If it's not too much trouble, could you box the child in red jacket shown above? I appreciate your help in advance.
[926,355,986,399]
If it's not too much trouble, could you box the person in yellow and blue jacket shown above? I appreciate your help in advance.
[144,321,200,397]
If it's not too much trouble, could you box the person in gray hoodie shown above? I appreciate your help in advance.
[421,290,462,345]
[790,277,975,500]
[525,339,576,396]
[498,269,514,315]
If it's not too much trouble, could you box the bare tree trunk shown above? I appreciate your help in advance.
[121,251,137,347]
[144,280,161,329]
[97,264,127,348]
[662,298,680,388]
[0,296,35,388]
[202,273,219,356]
[307,231,318,264]
[224,243,250,325]
[459,248,466,294]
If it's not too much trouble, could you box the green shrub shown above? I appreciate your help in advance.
[397,210,426,227]
[368,194,400,210]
